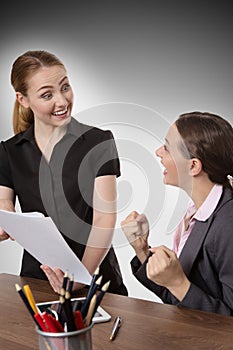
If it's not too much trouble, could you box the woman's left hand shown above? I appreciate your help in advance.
[146,245,191,301]
[40,265,65,293]
[40,265,85,293]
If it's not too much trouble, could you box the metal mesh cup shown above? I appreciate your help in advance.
[35,323,93,350]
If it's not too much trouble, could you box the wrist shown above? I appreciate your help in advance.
[136,246,150,264]
[167,277,191,301]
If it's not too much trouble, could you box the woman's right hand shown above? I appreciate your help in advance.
[121,211,150,262]
[0,227,11,241]
[0,199,15,241]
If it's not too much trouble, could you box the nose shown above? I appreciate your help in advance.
[155,145,163,158]
[54,92,67,107]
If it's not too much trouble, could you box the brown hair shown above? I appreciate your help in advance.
[175,111,233,190]
[11,50,66,134]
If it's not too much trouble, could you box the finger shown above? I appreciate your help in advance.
[121,210,140,225]
[40,265,60,293]
[121,221,139,234]
[149,245,174,258]
[54,267,65,282]
[136,213,147,223]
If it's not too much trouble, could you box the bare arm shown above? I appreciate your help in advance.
[0,186,15,241]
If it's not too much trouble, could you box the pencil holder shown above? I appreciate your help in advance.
[36,323,93,350]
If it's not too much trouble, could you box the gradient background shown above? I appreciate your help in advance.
[0,0,232,302]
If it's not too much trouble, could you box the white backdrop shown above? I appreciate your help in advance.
[0,1,232,303]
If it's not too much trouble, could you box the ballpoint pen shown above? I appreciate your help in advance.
[109,316,122,341]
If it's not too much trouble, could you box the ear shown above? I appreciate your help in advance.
[16,92,30,109]
[189,158,202,176]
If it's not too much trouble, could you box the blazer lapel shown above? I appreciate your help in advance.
[179,187,232,276]
[179,217,214,276]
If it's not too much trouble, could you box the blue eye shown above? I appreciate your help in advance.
[62,84,70,91]
[41,93,52,100]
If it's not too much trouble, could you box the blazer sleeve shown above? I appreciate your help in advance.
[130,254,179,305]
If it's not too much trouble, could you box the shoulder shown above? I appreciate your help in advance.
[71,118,115,144]
[1,127,32,149]
[214,187,233,218]
[80,122,114,141]
[1,132,23,145]
[209,188,233,240]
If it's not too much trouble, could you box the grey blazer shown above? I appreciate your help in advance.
[131,187,233,315]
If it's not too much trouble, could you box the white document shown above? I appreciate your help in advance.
[0,209,92,285]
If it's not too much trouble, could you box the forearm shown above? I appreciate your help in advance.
[166,277,191,302]
[0,198,15,211]
[81,213,116,275]
[0,198,15,241]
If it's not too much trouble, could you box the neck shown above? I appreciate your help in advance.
[34,120,67,159]
[185,174,215,209]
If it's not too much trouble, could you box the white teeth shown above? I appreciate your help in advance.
[53,109,67,116]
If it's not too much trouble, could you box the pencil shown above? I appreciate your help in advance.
[65,273,74,300]
[57,271,69,321]
[84,294,97,327]
[15,283,35,319]
[15,283,43,331]
[59,294,76,332]
[81,275,102,319]
[94,280,110,315]
[60,271,69,297]
[85,267,100,301]
[23,284,38,314]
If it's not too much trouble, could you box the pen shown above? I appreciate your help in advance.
[109,316,122,341]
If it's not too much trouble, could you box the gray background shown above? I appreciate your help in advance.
[0,0,232,301]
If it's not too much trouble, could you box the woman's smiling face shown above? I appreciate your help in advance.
[156,123,192,190]
[16,65,74,129]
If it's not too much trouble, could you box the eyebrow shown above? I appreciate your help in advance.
[36,76,68,93]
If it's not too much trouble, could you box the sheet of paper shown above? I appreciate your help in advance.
[0,209,91,285]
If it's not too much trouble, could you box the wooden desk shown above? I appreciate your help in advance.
[1,273,233,350]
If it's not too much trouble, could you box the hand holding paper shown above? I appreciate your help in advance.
[0,209,92,285]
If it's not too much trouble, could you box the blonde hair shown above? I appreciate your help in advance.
[11,50,66,134]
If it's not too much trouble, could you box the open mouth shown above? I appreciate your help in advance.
[52,108,68,117]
